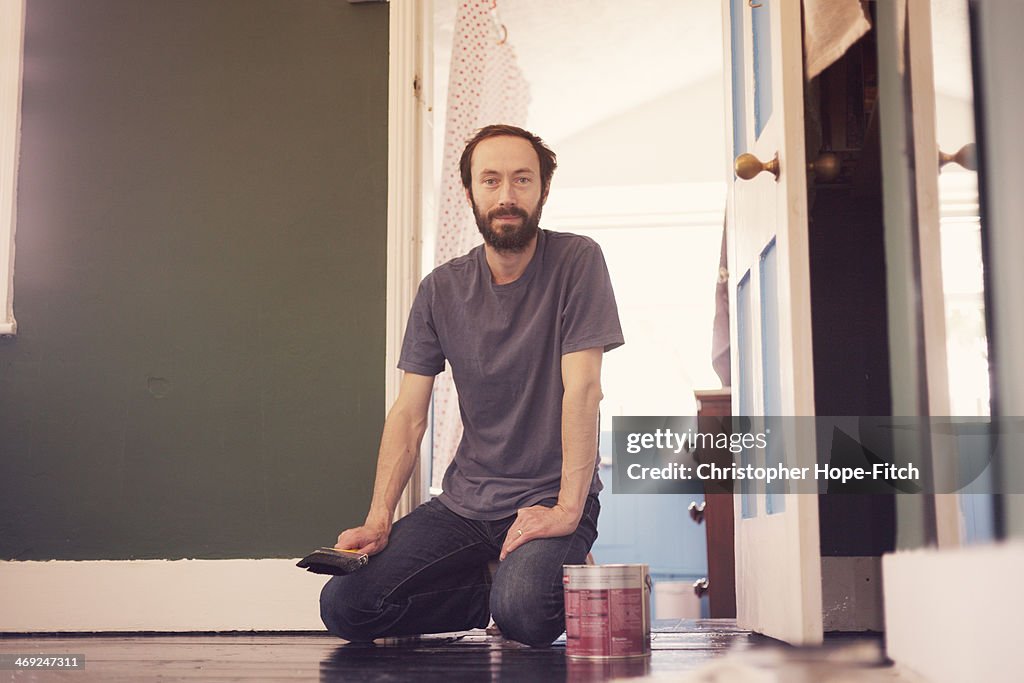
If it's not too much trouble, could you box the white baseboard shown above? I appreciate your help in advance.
[883,541,1024,683]
[0,559,331,632]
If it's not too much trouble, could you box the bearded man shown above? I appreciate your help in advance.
[319,124,624,647]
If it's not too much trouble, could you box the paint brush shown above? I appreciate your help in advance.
[296,547,369,575]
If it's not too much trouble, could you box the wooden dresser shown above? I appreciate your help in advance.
[692,388,736,618]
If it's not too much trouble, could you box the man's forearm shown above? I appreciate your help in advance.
[333,373,433,555]
[558,382,602,524]
[365,404,428,528]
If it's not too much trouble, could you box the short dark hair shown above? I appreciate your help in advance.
[459,124,557,198]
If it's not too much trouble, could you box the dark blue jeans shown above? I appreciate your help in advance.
[320,495,600,647]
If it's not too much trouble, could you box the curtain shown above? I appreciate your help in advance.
[431,0,531,489]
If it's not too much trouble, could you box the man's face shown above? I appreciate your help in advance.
[466,135,546,253]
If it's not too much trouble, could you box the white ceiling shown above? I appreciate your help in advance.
[433,0,723,145]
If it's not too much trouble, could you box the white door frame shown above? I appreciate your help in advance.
[0,0,24,336]
[386,0,432,519]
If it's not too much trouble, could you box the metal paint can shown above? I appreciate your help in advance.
[562,564,651,659]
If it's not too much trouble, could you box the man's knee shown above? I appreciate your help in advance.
[489,577,565,647]
[319,575,391,642]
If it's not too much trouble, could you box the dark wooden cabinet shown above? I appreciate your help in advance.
[693,388,736,619]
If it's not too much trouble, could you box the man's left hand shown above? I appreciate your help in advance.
[499,504,580,561]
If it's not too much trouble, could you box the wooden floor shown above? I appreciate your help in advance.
[1,620,925,682]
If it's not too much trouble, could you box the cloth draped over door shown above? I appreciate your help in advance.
[803,0,872,80]
[431,0,531,490]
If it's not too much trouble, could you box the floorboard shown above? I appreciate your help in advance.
[0,620,925,682]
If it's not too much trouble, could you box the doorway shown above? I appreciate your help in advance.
[421,0,729,616]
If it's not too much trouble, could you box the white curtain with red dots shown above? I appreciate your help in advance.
[430,0,531,490]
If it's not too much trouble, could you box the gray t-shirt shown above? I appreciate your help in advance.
[398,229,624,520]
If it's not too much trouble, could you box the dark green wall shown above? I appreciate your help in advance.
[0,0,388,559]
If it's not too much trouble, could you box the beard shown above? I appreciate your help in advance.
[472,200,542,253]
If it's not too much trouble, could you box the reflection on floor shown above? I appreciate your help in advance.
[0,619,926,682]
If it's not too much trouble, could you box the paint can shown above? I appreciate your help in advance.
[562,564,651,659]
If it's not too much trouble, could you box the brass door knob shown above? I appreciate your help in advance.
[735,152,780,181]
[808,152,841,182]
[689,501,706,524]
[693,578,710,597]
[939,143,977,171]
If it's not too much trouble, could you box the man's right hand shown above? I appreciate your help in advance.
[335,522,390,556]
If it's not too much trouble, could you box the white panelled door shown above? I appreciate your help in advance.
[722,0,823,645]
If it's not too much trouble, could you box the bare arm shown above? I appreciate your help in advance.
[555,347,604,519]
[335,371,435,555]
[500,347,604,559]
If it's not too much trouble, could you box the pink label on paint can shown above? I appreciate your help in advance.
[563,565,650,659]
